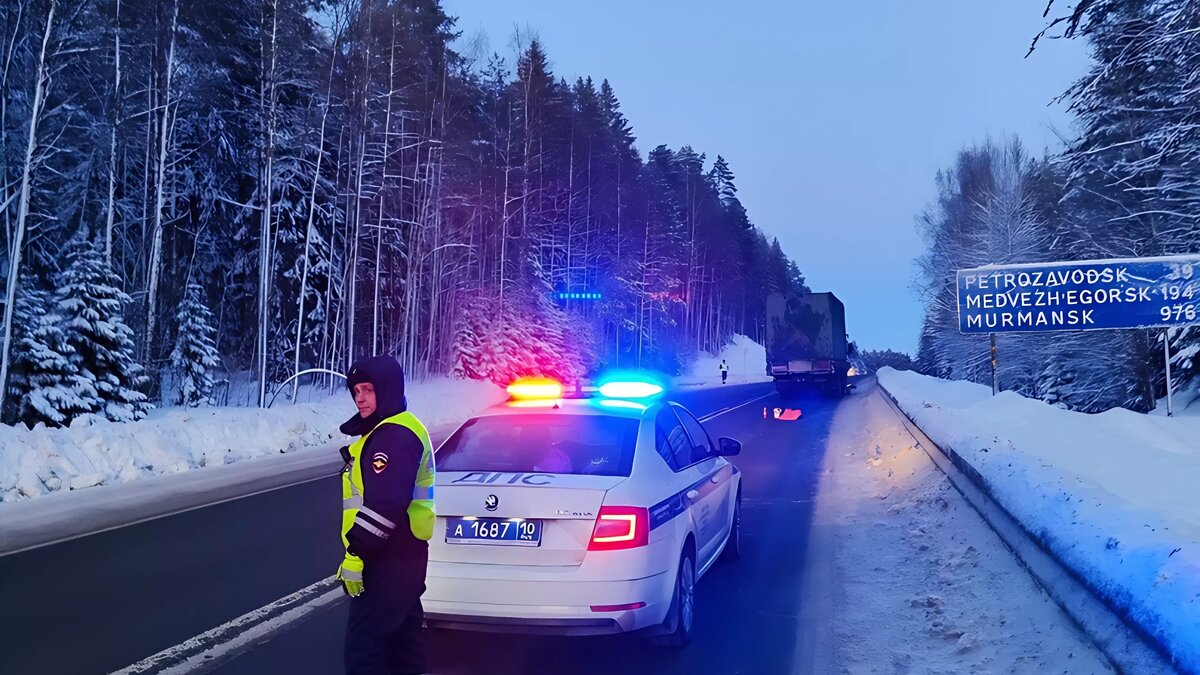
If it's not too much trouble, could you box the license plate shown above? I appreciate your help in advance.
[445,517,542,546]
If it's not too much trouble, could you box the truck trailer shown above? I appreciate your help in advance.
[765,292,851,398]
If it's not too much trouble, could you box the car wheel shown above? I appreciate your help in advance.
[653,549,696,648]
[721,496,741,562]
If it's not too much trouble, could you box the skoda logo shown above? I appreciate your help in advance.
[484,494,499,511]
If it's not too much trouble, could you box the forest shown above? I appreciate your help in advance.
[0,0,808,427]
[915,1,1200,413]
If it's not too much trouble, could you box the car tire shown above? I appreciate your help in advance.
[653,549,696,648]
[721,495,741,562]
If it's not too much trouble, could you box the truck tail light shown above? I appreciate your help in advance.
[588,506,649,551]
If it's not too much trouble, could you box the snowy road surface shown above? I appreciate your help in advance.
[0,380,1115,674]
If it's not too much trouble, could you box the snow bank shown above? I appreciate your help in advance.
[877,367,1200,672]
[675,334,772,387]
[0,377,506,503]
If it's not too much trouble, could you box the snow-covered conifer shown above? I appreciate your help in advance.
[56,236,149,422]
[170,282,221,406]
[9,287,98,427]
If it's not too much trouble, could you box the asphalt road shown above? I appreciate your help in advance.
[211,381,839,675]
[0,381,780,675]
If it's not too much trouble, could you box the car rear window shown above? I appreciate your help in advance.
[436,414,640,477]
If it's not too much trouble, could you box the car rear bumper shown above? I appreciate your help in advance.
[422,568,673,634]
[424,613,622,636]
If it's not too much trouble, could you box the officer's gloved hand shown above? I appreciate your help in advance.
[337,553,364,597]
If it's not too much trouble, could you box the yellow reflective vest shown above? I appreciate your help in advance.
[341,411,436,559]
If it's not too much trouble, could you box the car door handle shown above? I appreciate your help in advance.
[686,490,700,500]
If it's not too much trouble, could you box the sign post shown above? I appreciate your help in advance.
[1164,331,1174,417]
[957,255,1200,409]
[990,333,998,395]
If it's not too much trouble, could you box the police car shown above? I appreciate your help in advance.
[423,376,742,646]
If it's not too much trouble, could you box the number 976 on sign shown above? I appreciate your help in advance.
[1161,304,1198,322]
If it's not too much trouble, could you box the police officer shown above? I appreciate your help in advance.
[337,355,436,675]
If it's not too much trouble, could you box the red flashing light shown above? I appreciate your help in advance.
[506,377,564,400]
[587,506,649,551]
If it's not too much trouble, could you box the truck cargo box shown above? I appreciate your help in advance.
[765,292,847,362]
[765,292,849,397]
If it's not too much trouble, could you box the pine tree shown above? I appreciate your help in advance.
[709,155,737,205]
[0,4,820,402]
[56,236,150,422]
[169,282,220,406]
[8,287,98,427]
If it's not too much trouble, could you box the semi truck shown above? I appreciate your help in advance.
[765,292,852,398]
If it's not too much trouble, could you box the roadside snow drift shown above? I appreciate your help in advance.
[0,378,506,503]
[877,367,1200,673]
[676,334,772,387]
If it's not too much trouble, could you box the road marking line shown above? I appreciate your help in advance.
[111,578,341,675]
[698,392,775,423]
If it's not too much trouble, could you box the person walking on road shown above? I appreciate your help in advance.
[336,355,436,675]
[720,359,729,384]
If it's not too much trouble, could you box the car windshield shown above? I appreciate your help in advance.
[436,414,640,477]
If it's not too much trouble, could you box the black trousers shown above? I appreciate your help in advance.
[345,558,427,675]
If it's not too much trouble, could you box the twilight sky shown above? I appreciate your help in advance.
[441,0,1091,352]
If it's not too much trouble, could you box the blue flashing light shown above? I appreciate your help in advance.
[598,381,665,399]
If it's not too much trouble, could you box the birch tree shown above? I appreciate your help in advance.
[142,0,179,364]
[103,0,121,260]
[0,0,56,414]
[255,0,280,407]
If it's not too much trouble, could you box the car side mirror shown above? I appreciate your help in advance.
[718,437,741,457]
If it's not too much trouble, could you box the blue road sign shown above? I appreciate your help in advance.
[957,255,1200,334]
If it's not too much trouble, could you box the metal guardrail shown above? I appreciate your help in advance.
[874,384,1180,675]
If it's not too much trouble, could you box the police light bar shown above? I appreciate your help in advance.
[597,380,664,399]
[506,377,564,400]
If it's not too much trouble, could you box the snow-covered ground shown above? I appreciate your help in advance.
[0,377,506,503]
[674,333,772,387]
[877,367,1200,673]
[805,382,1112,673]
[1,335,769,506]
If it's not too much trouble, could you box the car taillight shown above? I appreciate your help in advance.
[588,506,649,551]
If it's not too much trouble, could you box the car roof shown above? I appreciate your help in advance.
[471,397,666,421]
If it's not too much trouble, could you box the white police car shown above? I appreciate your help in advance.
[423,377,742,646]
